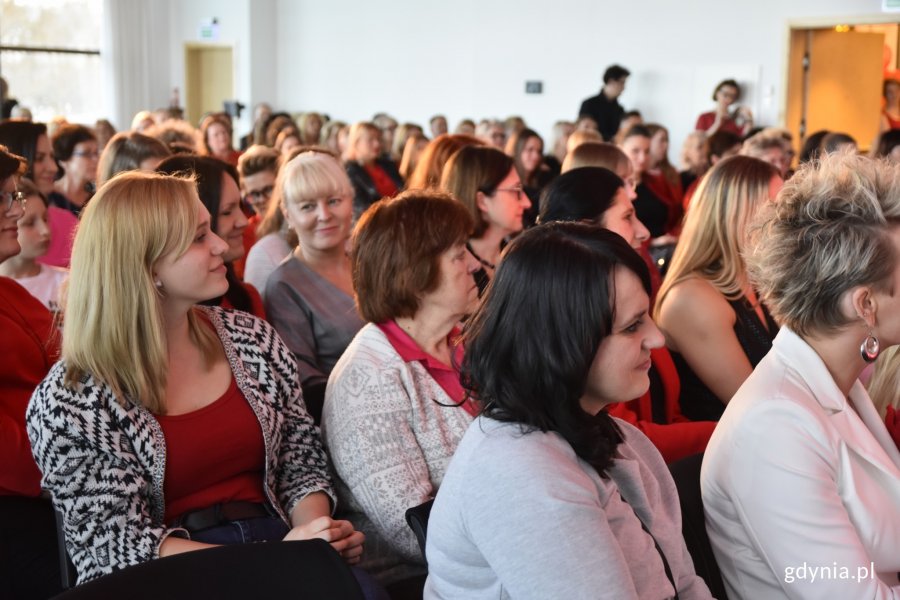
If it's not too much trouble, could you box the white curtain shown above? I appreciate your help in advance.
[101,0,171,131]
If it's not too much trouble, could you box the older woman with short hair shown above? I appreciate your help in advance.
[702,152,900,599]
[322,190,480,593]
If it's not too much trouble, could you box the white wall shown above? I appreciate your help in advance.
[156,0,891,158]
[268,0,887,161]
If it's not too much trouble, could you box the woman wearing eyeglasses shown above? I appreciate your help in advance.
[43,124,98,268]
[0,146,63,599]
[322,190,481,596]
[440,145,532,295]
[239,145,288,297]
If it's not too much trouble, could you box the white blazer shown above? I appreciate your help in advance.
[701,327,900,600]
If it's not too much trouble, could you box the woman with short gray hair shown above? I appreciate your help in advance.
[702,151,900,599]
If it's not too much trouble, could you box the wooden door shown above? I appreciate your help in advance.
[786,30,883,153]
[184,45,233,127]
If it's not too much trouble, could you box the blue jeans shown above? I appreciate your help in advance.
[189,516,389,600]
[189,516,288,545]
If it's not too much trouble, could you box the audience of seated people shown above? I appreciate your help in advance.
[5,70,900,600]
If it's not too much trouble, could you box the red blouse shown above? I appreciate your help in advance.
[364,163,399,199]
[155,377,267,523]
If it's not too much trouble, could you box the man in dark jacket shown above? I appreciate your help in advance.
[578,64,630,142]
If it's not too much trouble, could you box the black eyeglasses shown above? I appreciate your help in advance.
[1,191,26,212]
[495,187,524,201]
[244,185,274,204]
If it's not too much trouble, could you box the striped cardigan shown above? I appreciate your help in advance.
[26,306,334,583]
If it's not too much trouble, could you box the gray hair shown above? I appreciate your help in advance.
[747,151,900,337]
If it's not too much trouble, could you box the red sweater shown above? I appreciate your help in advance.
[0,277,60,496]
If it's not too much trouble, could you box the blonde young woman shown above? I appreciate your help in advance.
[654,155,783,421]
[26,172,364,585]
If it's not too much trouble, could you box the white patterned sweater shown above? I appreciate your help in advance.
[26,307,335,584]
[322,323,474,585]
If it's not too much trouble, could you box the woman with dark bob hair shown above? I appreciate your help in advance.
[424,223,712,599]
[322,190,481,594]
[702,152,900,599]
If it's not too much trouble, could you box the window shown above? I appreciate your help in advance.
[0,0,103,124]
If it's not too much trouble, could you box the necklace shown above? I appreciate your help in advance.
[466,242,495,270]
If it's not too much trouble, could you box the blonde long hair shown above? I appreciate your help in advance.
[655,155,777,316]
[868,347,900,418]
[62,171,218,414]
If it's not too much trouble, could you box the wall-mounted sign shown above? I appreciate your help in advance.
[199,18,220,41]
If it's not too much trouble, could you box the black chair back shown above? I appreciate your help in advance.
[53,506,77,590]
[668,452,728,600]
[404,499,434,562]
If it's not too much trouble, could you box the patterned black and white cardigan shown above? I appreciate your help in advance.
[26,306,335,584]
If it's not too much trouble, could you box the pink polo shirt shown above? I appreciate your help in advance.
[376,320,478,417]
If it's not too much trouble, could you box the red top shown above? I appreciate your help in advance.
[884,110,900,130]
[233,213,261,281]
[377,320,478,417]
[643,170,684,235]
[606,346,716,463]
[0,277,60,496]
[155,377,267,523]
[694,112,747,137]
[364,163,399,199]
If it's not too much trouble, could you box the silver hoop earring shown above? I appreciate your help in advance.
[860,332,880,363]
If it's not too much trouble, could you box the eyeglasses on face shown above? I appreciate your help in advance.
[72,150,100,159]
[244,185,275,204]
[495,187,525,201]
[1,191,27,212]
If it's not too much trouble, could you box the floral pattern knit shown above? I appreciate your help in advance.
[26,306,334,584]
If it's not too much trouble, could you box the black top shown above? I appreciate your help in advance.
[578,91,625,142]
[673,295,779,421]
[633,183,669,238]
